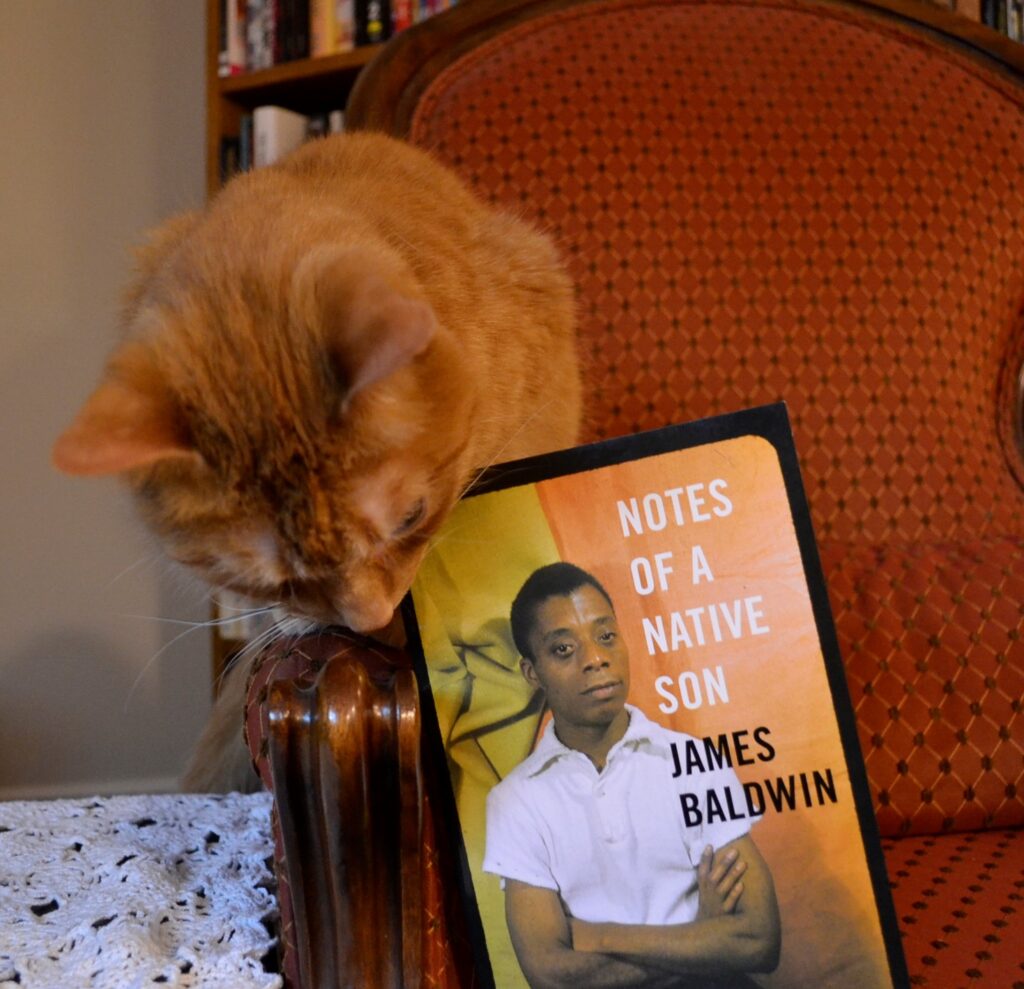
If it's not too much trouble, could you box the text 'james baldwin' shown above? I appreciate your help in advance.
[669,728,840,826]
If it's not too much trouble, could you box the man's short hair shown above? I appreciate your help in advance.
[510,562,615,661]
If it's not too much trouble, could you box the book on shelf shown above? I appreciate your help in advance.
[245,0,275,71]
[218,0,460,73]
[402,403,908,988]
[311,0,356,54]
[218,106,345,182]
[392,0,414,33]
[285,0,313,62]
[981,0,1024,39]
[307,109,347,137]
[253,105,309,168]
[218,0,247,76]
[355,0,393,46]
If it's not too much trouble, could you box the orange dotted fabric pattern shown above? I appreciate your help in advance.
[882,829,1024,988]
[825,538,1024,837]
[410,0,1024,835]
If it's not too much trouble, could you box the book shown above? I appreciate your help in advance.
[311,0,355,55]
[404,404,908,989]
[354,0,392,46]
[239,113,254,171]
[273,0,286,63]
[218,136,242,183]
[275,0,311,61]
[246,0,275,71]
[392,0,414,33]
[1010,0,1023,40]
[252,105,310,167]
[292,0,311,59]
[306,109,346,136]
[218,0,248,75]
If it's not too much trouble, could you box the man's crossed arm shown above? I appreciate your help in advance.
[504,835,781,989]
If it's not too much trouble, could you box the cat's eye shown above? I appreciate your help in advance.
[394,498,426,537]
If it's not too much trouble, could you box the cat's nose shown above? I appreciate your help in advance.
[341,597,395,634]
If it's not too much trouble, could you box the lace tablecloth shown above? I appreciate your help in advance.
[0,792,281,989]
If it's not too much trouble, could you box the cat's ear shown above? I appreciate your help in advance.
[53,358,198,476]
[295,247,437,400]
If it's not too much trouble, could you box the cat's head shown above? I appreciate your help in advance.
[53,214,475,633]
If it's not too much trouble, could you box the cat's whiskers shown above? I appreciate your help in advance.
[103,551,164,591]
[120,607,277,630]
[458,395,563,500]
[122,602,281,711]
[214,612,319,693]
[206,555,278,599]
[422,515,483,555]
[215,621,281,692]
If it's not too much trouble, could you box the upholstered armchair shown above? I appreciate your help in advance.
[245,0,1024,985]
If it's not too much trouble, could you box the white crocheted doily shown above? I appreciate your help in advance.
[0,792,281,989]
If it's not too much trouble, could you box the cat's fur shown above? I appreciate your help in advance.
[53,132,581,791]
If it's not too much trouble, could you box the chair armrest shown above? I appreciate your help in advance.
[249,632,475,988]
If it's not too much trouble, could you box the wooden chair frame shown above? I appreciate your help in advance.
[346,0,1024,138]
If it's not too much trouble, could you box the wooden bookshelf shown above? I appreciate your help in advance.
[205,0,382,194]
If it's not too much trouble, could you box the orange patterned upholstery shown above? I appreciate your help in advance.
[402,0,1024,837]
[882,828,1024,987]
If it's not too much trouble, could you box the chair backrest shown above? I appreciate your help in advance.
[348,0,1024,836]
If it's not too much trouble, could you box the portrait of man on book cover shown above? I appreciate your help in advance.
[483,560,781,988]
[406,410,905,988]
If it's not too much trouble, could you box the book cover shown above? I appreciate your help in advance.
[272,0,287,63]
[239,113,254,171]
[246,0,275,71]
[1009,0,1023,40]
[218,0,229,76]
[218,135,242,183]
[310,0,332,55]
[292,0,311,58]
[311,0,355,54]
[354,0,392,45]
[392,0,414,33]
[335,0,356,50]
[252,105,309,167]
[225,0,248,73]
[404,404,908,989]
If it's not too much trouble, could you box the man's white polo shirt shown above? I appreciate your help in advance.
[483,705,754,925]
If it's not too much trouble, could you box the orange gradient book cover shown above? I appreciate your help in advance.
[405,404,908,989]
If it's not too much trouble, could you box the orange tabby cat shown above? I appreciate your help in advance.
[53,132,581,790]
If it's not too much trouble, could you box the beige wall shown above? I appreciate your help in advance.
[0,1,211,798]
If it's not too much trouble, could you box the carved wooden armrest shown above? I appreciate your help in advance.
[250,632,476,989]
